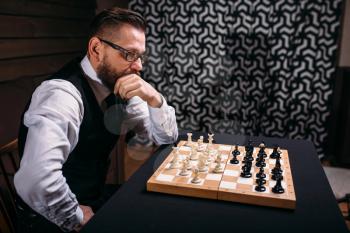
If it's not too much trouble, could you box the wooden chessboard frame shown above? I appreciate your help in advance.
[147,140,296,209]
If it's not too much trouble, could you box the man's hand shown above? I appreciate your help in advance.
[74,205,94,232]
[114,74,162,108]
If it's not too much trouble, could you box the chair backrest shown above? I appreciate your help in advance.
[0,139,19,233]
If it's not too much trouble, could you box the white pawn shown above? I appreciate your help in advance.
[215,153,222,164]
[197,157,208,172]
[185,157,192,170]
[179,160,190,176]
[213,162,224,173]
[191,168,202,184]
[185,132,193,146]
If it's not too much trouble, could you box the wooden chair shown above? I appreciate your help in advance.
[0,139,19,233]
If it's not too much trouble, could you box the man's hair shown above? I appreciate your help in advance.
[89,7,146,38]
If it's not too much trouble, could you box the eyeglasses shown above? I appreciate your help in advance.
[98,37,147,64]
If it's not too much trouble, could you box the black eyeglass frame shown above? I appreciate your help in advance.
[98,37,147,64]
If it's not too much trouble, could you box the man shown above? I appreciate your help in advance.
[14,7,178,233]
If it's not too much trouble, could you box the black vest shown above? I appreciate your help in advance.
[18,58,119,204]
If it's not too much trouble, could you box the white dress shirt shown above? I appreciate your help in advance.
[14,55,178,231]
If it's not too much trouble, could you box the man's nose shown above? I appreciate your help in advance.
[130,58,143,72]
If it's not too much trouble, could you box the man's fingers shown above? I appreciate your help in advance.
[114,74,141,95]
[124,89,141,99]
[119,82,142,99]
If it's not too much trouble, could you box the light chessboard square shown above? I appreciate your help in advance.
[220,181,237,190]
[156,174,174,182]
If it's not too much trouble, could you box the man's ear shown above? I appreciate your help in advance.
[88,37,103,62]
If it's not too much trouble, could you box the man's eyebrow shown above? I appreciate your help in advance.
[125,48,146,54]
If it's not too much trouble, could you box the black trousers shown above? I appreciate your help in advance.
[16,184,120,233]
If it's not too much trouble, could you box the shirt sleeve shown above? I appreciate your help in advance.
[14,79,85,232]
[124,95,178,145]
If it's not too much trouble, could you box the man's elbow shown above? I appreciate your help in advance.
[14,169,33,202]
[14,167,49,204]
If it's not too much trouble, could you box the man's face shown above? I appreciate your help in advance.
[96,24,146,91]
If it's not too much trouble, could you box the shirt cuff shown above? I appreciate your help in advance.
[148,95,167,125]
[76,206,84,225]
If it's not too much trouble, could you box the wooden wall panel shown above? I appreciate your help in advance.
[0,53,84,81]
[0,1,95,19]
[0,15,89,38]
[0,38,86,59]
[0,0,96,147]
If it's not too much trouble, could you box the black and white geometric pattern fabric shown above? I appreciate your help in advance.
[129,0,342,158]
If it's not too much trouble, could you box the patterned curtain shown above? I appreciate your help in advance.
[129,0,343,158]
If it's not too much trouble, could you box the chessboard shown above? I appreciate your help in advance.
[147,136,296,209]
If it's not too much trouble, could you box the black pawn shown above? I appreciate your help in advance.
[270,146,281,159]
[255,178,266,192]
[240,163,252,178]
[255,177,266,185]
[272,177,285,194]
[233,145,240,156]
[230,153,239,164]
[256,167,266,179]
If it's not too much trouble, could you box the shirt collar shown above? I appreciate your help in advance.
[80,55,111,105]
[80,55,104,86]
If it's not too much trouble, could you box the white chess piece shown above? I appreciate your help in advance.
[197,157,208,172]
[213,161,223,173]
[179,160,190,176]
[185,157,192,170]
[185,132,193,146]
[169,147,181,169]
[215,153,222,164]
[197,136,205,152]
[191,168,201,184]
[190,146,199,160]
[208,133,214,145]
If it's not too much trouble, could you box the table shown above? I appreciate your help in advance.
[81,133,348,233]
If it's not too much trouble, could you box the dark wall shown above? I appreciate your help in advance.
[0,0,97,147]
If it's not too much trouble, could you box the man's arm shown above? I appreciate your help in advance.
[113,74,178,145]
[14,80,89,232]
[124,95,178,145]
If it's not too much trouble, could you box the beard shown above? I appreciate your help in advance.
[96,56,141,92]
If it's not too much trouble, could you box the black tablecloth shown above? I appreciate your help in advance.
[81,133,348,233]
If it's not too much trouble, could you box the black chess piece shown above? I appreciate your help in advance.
[271,157,283,175]
[256,167,266,179]
[258,142,267,158]
[272,177,285,194]
[255,155,266,167]
[245,140,254,154]
[230,153,239,164]
[245,150,254,162]
[240,163,252,178]
[272,172,283,181]
[242,152,253,163]
[255,177,266,185]
[255,178,266,192]
[270,146,281,159]
[233,145,240,156]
